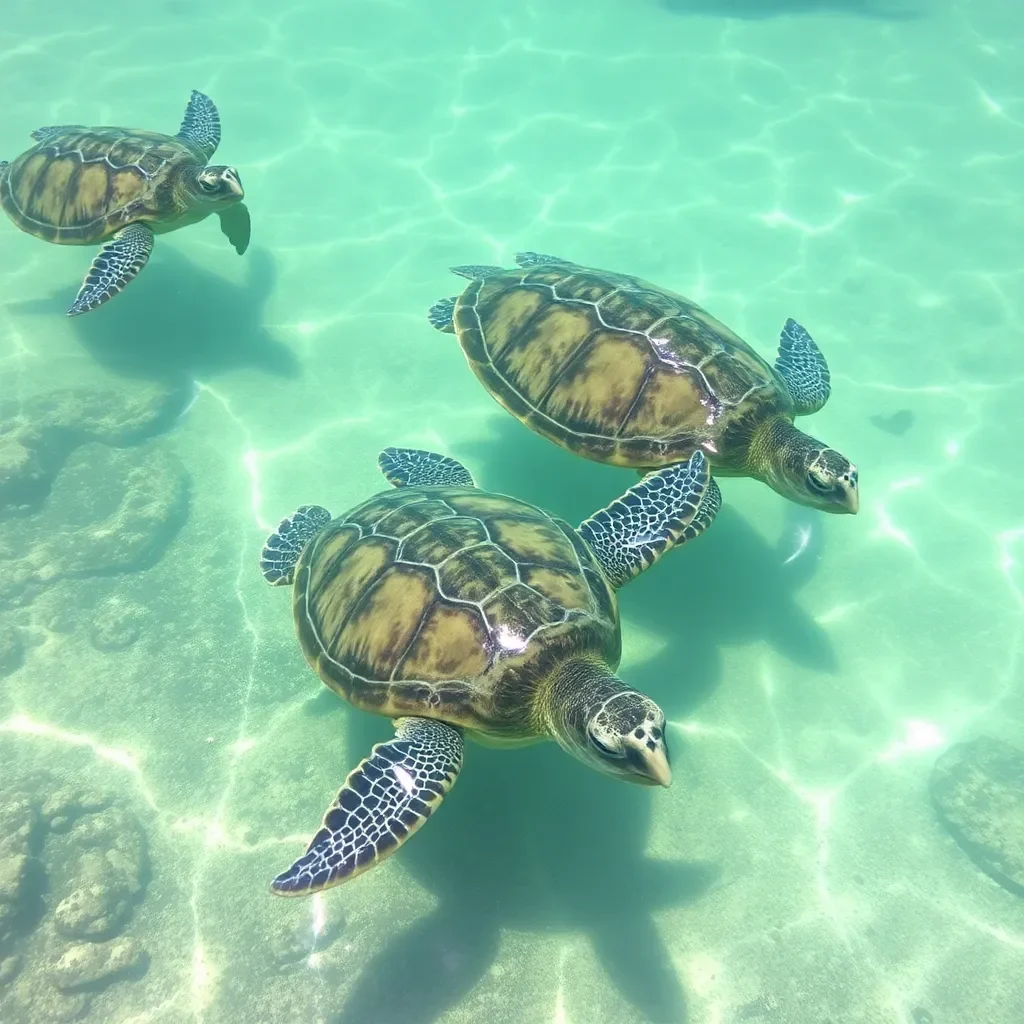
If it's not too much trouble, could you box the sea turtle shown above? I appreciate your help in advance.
[0,90,250,316]
[428,252,858,518]
[260,445,720,894]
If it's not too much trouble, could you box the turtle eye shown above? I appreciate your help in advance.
[198,176,219,193]
[589,731,624,759]
[806,471,832,495]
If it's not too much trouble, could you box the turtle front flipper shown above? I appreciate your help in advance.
[271,717,463,895]
[775,318,831,415]
[218,202,251,255]
[68,223,154,316]
[377,447,475,488]
[514,251,574,268]
[175,89,221,160]
[450,264,506,281]
[578,450,720,590]
[427,295,458,333]
[259,504,333,585]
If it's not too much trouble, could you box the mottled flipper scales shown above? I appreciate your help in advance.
[377,447,475,488]
[514,251,573,268]
[271,717,463,895]
[775,318,831,415]
[578,450,719,590]
[68,223,153,316]
[427,295,457,333]
[450,264,506,280]
[175,90,221,160]
[259,504,332,585]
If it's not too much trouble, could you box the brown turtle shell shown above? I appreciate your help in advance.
[293,485,619,739]
[452,263,794,469]
[0,128,198,245]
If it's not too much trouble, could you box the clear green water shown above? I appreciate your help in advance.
[1,0,1023,1021]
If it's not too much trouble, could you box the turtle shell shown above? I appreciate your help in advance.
[293,484,619,739]
[0,128,197,245]
[452,263,793,470]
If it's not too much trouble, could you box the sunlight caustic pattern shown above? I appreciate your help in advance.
[1,0,1024,1021]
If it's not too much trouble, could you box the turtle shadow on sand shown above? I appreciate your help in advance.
[659,0,922,18]
[456,419,837,720]
[8,245,300,387]
[327,704,717,1024]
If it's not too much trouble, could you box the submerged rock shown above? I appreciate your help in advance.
[0,794,40,950]
[0,854,29,907]
[0,441,189,606]
[41,786,113,835]
[47,937,147,992]
[930,735,1024,897]
[0,385,185,517]
[7,972,92,1022]
[0,433,47,517]
[0,777,152,1018]
[33,443,189,576]
[0,950,21,986]
[49,807,148,940]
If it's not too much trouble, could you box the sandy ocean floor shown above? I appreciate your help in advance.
[1,0,1023,1021]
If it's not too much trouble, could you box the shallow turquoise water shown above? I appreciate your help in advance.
[1,0,1023,1021]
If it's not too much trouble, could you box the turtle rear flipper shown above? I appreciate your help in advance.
[68,223,153,316]
[218,202,250,255]
[378,448,475,488]
[427,295,458,333]
[775,318,831,415]
[271,717,463,895]
[260,504,332,585]
[578,450,720,590]
[176,89,221,160]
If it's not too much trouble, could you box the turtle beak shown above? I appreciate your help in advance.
[627,740,672,788]
[841,465,859,514]
[644,747,673,788]
[223,168,244,198]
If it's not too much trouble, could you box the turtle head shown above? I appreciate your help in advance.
[803,446,859,514]
[583,691,672,787]
[757,418,859,515]
[543,658,672,788]
[193,165,244,204]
